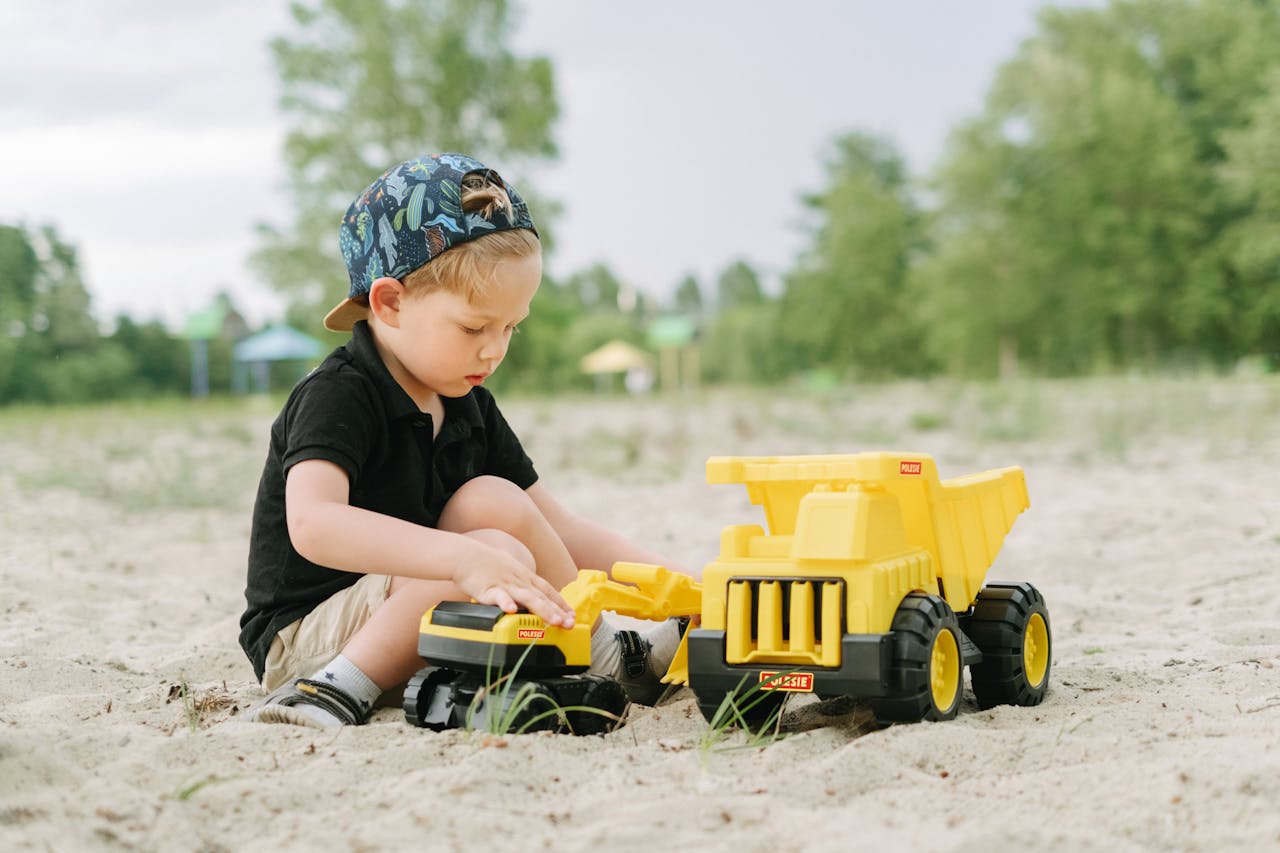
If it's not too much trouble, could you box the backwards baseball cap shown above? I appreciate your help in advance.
[325,152,538,332]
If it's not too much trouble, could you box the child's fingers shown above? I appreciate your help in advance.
[528,575,575,627]
[520,588,574,629]
[505,580,574,629]
[480,587,519,613]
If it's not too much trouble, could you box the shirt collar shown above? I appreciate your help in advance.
[346,320,484,430]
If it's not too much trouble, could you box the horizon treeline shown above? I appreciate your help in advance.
[2,0,1278,405]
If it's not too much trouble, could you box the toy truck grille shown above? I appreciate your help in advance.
[724,577,844,667]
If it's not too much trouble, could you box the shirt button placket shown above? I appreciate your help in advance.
[412,416,433,503]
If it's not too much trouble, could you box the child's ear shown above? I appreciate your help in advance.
[367,277,406,327]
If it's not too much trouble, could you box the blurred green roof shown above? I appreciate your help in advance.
[181,304,226,340]
[647,315,698,348]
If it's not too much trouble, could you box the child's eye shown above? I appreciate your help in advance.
[461,325,484,335]
[505,324,521,335]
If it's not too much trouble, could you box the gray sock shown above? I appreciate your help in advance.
[289,655,381,727]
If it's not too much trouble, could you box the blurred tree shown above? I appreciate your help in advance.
[777,132,926,378]
[702,301,787,385]
[0,224,140,403]
[715,259,764,311]
[254,0,560,329]
[490,275,580,392]
[0,225,38,399]
[110,315,189,395]
[702,258,779,383]
[922,0,1280,375]
[0,225,38,328]
[29,226,99,354]
[672,273,704,315]
[565,262,623,314]
[1216,67,1280,366]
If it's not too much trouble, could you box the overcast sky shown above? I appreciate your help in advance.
[0,1,1069,330]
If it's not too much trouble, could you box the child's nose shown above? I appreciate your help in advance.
[479,334,508,362]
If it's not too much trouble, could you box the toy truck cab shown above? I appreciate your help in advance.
[685,453,1050,725]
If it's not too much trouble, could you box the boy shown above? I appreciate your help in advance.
[239,153,684,728]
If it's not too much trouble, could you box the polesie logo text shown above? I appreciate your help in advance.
[759,671,815,692]
[900,461,923,475]
[517,628,545,640]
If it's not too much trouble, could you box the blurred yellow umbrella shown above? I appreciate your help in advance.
[579,339,653,374]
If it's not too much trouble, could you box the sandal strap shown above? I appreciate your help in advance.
[617,630,649,679]
[280,678,370,725]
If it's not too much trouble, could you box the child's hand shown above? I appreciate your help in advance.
[456,551,576,629]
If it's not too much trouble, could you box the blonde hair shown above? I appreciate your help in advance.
[402,175,540,302]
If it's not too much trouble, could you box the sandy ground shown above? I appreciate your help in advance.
[1,380,1278,852]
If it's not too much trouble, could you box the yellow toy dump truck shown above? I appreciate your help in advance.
[685,452,1048,725]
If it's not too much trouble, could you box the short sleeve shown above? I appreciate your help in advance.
[280,369,381,483]
[478,391,538,488]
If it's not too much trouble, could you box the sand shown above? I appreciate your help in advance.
[1,380,1278,852]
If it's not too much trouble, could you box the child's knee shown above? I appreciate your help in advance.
[463,528,535,571]
[439,475,537,532]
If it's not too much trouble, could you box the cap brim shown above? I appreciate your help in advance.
[323,298,369,332]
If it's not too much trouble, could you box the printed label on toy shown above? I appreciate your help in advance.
[517,628,545,640]
[899,460,923,475]
[759,671,815,692]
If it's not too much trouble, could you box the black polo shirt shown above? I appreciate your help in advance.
[238,321,538,680]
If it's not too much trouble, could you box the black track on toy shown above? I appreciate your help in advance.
[403,665,628,735]
[967,581,1051,709]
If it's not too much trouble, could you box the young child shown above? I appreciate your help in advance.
[239,153,684,728]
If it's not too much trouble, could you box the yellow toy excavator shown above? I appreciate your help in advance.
[402,562,701,733]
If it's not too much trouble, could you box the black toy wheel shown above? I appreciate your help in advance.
[566,675,628,735]
[403,666,459,728]
[968,582,1051,709]
[870,593,963,725]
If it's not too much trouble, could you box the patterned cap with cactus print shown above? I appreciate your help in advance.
[324,153,537,332]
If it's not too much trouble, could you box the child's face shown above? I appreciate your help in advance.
[385,252,541,402]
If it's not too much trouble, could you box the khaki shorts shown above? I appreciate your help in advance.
[261,573,393,691]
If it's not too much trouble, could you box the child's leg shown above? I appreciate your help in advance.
[249,476,588,727]
[435,475,578,589]
[341,475,576,689]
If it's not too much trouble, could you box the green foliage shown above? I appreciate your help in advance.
[491,272,647,394]
[673,274,704,315]
[697,673,790,759]
[0,225,37,326]
[701,302,788,385]
[564,262,623,314]
[920,0,1280,376]
[464,643,622,736]
[0,223,151,404]
[7,0,1280,405]
[254,0,560,325]
[777,132,929,379]
[109,316,190,395]
[1214,67,1280,366]
[715,259,764,311]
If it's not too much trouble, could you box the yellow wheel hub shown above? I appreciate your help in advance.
[930,628,960,711]
[1023,612,1049,687]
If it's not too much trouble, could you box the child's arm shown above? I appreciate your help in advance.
[525,482,694,578]
[285,459,576,627]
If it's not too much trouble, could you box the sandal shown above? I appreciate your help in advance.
[615,617,690,706]
[243,678,371,729]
